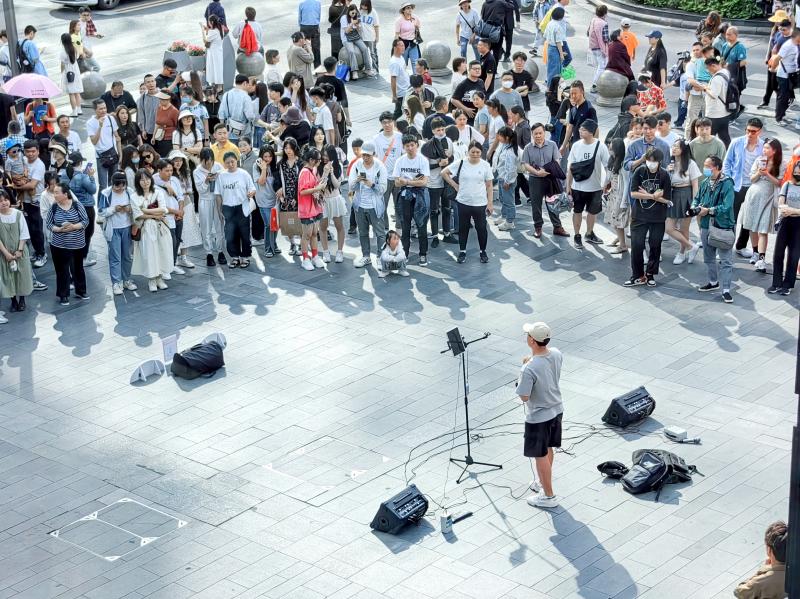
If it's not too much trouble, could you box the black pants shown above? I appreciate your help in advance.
[528,176,562,229]
[630,220,665,279]
[23,202,45,257]
[503,21,514,57]
[776,76,793,122]
[393,95,404,120]
[491,39,503,64]
[734,186,751,250]
[457,202,488,252]
[349,205,357,230]
[428,188,446,236]
[222,205,251,258]
[51,244,86,298]
[763,70,778,105]
[251,206,265,240]
[300,25,321,67]
[400,193,429,257]
[170,221,183,263]
[709,116,730,148]
[515,172,529,202]
[773,217,800,289]
[81,206,95,260]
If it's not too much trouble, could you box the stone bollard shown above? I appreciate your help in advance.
[524,57,540,94]
[338,46,364,73]
[80,71,106,105]
[595,70,629,108]
[236,52,266,78]
[422,41,451,78]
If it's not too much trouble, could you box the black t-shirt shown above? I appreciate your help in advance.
[568,100,598,143]
[315,74,348,107]
[0,94,16,140]
[422,112,456,140]
[453,78,486,125]
[644,46,668,87]
[511,70,534,111]
[101,91,137,113]
[630,165,671,222]
[479,52,497,94]
[281,121,312,148]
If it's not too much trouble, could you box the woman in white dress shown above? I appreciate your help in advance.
[59,33,83,117]
[202,16,225,91]
[131,169,174,292]
[318,145,347,263]
[168,151,202,265]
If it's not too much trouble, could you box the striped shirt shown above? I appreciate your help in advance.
[45,200,89,249]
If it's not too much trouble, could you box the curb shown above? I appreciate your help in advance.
[584,0,773,36]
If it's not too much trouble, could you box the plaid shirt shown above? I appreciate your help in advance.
[84,18,98,38]
[0,134,28,159]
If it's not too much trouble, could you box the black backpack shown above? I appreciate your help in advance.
[170,341,225,379]
[713,71,741,113]
[621,449,697,501]
[17,40,36,74]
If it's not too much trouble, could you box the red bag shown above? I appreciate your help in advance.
[269,206,279,232]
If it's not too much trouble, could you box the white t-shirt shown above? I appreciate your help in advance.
[657,130,679,148]
[314,104,334,132]
[0,209,30,240]
[64,130,82,154]
[389,55,410,98]
[153,175,183,228]
[777,40,799,78]
[567,139,609,192]
[106,188,133,229]
[392,153,430,181]
[487,114,504,148]
[26,158,46,204]
[448,158,492,206]
[670,159,702,186]
[372,132,403,179]
[359,10,380,43]
[705,72,729,119]
[216,168,255,207]
[86,114,118,152]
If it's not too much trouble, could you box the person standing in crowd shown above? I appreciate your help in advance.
[684,42,707,139]
[733,521,787,599]
[373,112,404,229]
[771,163,800,295]
[543,6,566,87]
[606,29,633,82]
[359,0,380,74]
[691,155,735,303]
[215,151,256,268]
[276,138,302,255]
[637,74,667,116]
[773,27,800,127]
[456,0,480,60]
[643,30,668,88]
[19,26,47,76]
[721,26,747,99]
[230,7,264,55]
[194,148,227,266]
[329,0,348,57]
[204,0,227,30]
[702,57,731,147]
[522,122,569,239]
[517,321,563,510]
[13,141,48,269]
[759,15,792,110]
[566,119,608,249]
[67,152,98,267]
[479,0,508,63]
[421,118,454,247]
[101,81,137,114]
[59,33,83,117]
[211,123,240,164]
[98,172,137,296]
[442,139,494,263]
[587,4,609,94]
[349,141,388,268]
[0,189,33,315]
[689,117,727,170]
[395,2,422,71]
[152,92,178,157]
[490,71,523,113]
[203,16,225,92]
[137,75,160,144]
[317,145,346,263]
[560,82,597,166]
[132,170,173,292]
[624,148,671,287]
[451,61,485,126]
[219,75,257,144]
[740,138,784,274]
[288,32,315,89]
[46,182,90,306]
[603,137,629,253]
[253,145,279,258]
[667,139,702,265]
[296,147,327,270]
[619,18,638,61]
[724,118,764,260]
[56,115,82,155]
[389,39,411,120]
[393,134,430,265]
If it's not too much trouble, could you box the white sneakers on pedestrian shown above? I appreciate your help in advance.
[686,242,701,264]
[0,311,7,324]
[172,266,186,275]
[301,258,314,271]
[354,256,371,268]
[749,253,759,265]
[177,255,195,268]
[312,255,325,269]
[398,268,410,277]
[335,250,344,263]
[112,282,123,295]
[148,279,158,292]
[498,221,516,231]
[123,280,138,291]
[529,479,542,493]
[673,251,686,265]
[377,269,387,278]
[527,493,558,508]
[736,247,753,259]
[755,258,767,273]
[156,277,168,290]
[493,217,506,226]
[322,251,331,263]
[32,255,47,268]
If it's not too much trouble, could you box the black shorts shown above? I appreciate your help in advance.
[300,214,322,225]
[523,413,563,458]
[572,189,602,215]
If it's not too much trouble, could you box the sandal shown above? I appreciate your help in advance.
[229,258,239,269]
[607,239,619,247]
[239,259,250,268]
[610,246,628,254]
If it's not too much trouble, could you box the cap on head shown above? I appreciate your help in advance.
[645,30,662,39]
[523,322,551,343]
[69,151,84,165]
[360,142,376,156]
[620,18,631,27]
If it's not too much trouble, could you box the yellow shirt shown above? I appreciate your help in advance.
[211,141,240,165]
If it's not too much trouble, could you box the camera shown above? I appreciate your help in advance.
[676,50,691,61]
[544,122,555,133]
[685,206,702,217]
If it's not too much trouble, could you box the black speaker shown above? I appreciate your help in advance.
[602,386,656,428]
[369,484,428,534]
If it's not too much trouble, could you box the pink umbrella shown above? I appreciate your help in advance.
[2,73,62,99]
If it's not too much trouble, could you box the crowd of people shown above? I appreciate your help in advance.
[0,0,799,324]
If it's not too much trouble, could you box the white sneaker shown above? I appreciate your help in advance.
[672,251,686,265]
[177,255,195,268]
[322,251,331,263]
[498,221,516,231]
[749,253,759,265]
[377,269,387,278]
[736,247,753,259]
[398,268,410,277]
[172,266,186,275]
[529,479,542,493]
[148,279,158,292]
[0,314,7,324]
[354,256,371,268]
[112,282,123,295]
[335,250,344,263]
[301,258,314,271]
[161,272,172,281]
[83,257,97,267]
[312,255,325,268]
[33,255,47,268]
[755,258,767,273]
[687,242,701,264]
[123,280,138,291]
[156,277,168,290]
[493,217,506,226]
[526,493,558,508]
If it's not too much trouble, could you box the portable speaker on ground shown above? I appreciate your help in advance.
[602,386,656,428]
[369,484,428,534]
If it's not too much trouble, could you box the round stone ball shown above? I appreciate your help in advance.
[236,52,266,77]
[422,41,451,76]
[595,70,630,107]
[80,71,106,101]
[338,47,364,71]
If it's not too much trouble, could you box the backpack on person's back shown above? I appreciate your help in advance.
[712,70,741,113]
[16,40,36,73]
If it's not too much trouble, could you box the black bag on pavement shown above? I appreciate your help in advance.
[621,449,697,501]
[170,341,225,379]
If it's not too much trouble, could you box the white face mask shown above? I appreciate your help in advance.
[434,132,446,139]
[646,160,659,172]
[501,80,513,89]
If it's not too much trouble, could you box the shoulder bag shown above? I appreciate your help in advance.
[569,142,600,182]
[706,180,734,250]
[224,93,247,137]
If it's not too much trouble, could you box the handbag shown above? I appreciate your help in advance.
[66,71,75,84]
[97,147,119,169]
[269,206,279,232]
[708,221,734,250]
[414,26,423,45]
[345,23,362,42]
[131,223,141,241]
[475,20,501,43]
[569,142,600,182]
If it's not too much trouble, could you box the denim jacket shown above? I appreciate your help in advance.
[722,136,764,192]
[691,174,734,230]
[69,171,98,208]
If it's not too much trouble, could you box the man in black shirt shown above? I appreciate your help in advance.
[560,81,598,156]
[315,57,349,108]
[100,81,137,114]
[477,39,497,94]
[155,59,181,108]
[605,95,641,143]
[409,75,436,116]
[511,52,534,112]
[452,61,485,125]
[625,148,672,288]
[421,96,456,139]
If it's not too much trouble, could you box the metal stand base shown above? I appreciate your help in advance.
[449,456,503,484]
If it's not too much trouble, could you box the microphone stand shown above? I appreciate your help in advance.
[441,331,503,484]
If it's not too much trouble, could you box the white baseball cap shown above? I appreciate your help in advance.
[523,322,551,342]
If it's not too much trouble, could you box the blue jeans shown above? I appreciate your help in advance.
[546,43,562,86]
[403,42,421,71]
[701,227,733,291]
[498,181,516,222]
[459,36,479,60]
[107,226,133,285]
[258,207,279,253]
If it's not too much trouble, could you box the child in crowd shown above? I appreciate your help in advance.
[619,18,638,61]
[379,230,408,277]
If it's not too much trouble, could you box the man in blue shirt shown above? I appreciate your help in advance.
[623,116,670,203]
[298,0,322,68]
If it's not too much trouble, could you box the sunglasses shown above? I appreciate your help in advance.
[7,149,18,154]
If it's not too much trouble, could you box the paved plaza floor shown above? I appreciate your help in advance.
[0,0,798,597]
